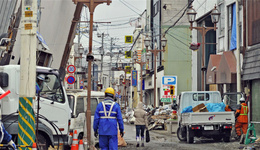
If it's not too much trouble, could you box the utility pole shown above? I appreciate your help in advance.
[73,0,111,148]
[236,0,241,104]
[109,38,113,87]
[100,33,104,87]
[19,0,37,148]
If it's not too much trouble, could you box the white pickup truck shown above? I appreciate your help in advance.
[176,91,235,143]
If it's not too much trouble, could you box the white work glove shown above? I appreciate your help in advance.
[8,140,17,150]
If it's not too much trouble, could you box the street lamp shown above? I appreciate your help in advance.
[133,51,149,102]
[187,5,220,91]
[145,35,167,108]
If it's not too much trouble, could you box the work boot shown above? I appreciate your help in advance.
[141,137,144,147]
[136,137,140,147]
[235,135,241,141]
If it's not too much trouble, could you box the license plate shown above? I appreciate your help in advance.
[204,126,214,130]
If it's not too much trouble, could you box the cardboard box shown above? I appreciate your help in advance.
[192,103,208,112]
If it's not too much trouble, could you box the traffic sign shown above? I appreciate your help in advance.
[161,76,177,102]
[67,65,76,73]
[162,76,177,85]
[67,76,75,84]
[80,80,84,85]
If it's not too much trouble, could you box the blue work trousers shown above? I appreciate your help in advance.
[136,125,145,138]
[99,135,118,150]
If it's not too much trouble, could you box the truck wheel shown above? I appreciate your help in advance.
[37,133,50,150]
[223,131,231,142]
[223,136,230,142]
[186,127,194,144]
[177,127,187,141]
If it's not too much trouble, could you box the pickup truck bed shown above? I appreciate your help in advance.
[181,111,235,125]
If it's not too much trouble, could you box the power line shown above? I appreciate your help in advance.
[119,0,141,16]
[164,0,193,35]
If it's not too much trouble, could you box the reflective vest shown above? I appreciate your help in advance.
[100,101,116,119]
[237,103,248,123]
[93,98,124,135]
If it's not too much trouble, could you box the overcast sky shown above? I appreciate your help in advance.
[78,0,147,56]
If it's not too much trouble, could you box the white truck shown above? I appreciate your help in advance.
[66,89,105,147]
[176,91,235,143]
[0,65,71,149]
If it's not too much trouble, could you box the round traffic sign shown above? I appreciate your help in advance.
[67,76,75,84]
[80,80,84,85]
[67,65,76,73]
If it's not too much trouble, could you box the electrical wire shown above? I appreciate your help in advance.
[164,0,193,35]
[119,0,141,16]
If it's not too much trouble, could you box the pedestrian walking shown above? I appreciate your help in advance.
[134,102,148,147]
[235,97,248,140]
[93,87,124,150]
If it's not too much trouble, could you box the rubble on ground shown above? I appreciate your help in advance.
[122,104,177,131]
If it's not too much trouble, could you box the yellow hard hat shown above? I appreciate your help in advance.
[105,87,115,95]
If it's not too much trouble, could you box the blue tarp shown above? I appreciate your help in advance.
[230,3,237,50]
[181,106,193,113]
[205,102,226,112]
[181,102,226,113]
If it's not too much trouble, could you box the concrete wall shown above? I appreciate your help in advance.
[161,0,192,94]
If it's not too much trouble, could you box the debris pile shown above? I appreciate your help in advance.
[123,104,177,131]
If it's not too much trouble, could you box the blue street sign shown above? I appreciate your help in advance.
[67,76,75,84]
[132,70,137,86]
[162,76,177,85]
[115,93,119,97]
[142,79,145,90]
[118,95,121,98]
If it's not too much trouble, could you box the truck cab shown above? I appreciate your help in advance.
[0,65,71,149]
[66,89,104,146]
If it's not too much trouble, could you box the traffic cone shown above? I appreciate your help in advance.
[71,130,78,150]
[32,143,37,150]
[78,140,84,150]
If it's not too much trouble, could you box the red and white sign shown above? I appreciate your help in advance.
[67,65,76,73]
[80,80,84,85]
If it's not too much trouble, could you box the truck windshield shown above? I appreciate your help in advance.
[37,73,65,103]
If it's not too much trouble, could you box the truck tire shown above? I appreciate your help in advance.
[223,135,230,142]
[177,127,187,141]
[37,133,50,150]
[223,131,231,142]
[186,127,194,144]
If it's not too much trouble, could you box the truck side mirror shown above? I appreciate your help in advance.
[0,73,8,87]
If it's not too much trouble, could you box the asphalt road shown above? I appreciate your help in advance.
[119,123,247,150]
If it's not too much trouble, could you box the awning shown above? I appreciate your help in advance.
[242,44,260,80]
[216,51,237,84]
[206,54,221,84]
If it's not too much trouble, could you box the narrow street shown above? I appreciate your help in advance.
[119,123,244,150]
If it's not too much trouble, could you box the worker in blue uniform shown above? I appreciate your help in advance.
[0,121,16,149]
[93,87,124,150]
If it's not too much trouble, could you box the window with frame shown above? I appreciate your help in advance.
[227,4,233,50]
[38,73,65,103]
[76,97,84,117]
[91,98,98,115]
[218,3,225,36]
[228,3,242,50]
[193,93,210,101]
[68,95,75,113]
[153,1,159,17]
